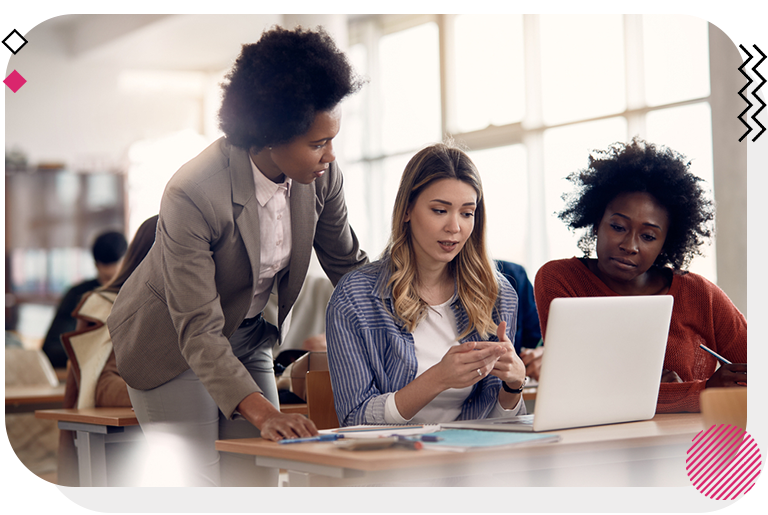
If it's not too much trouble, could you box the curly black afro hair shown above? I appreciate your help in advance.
[218,25,365,151]
[558,137,715,270]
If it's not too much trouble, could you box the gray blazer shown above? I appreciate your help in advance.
[107,137,367,418]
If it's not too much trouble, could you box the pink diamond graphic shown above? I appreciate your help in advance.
[4,70,27,92]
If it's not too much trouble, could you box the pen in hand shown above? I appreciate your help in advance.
[698,344,732,365]
[699,344,746,387]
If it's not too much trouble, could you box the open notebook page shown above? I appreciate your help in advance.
[319,424,441,439]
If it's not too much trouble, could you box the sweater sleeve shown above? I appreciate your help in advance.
[656,275,747,413]
[95,351,132,407]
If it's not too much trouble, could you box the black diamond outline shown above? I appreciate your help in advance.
[3,29,28,55]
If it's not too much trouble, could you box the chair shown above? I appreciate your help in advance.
[700,387,747,430]
[292,352,339,430]
[306,370,340,430]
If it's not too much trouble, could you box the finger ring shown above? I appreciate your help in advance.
[476,369,483,377]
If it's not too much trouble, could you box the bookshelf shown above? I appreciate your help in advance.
[4,165,125,342]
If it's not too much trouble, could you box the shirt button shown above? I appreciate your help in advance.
[276,241,281,246]
[277,215,282,220]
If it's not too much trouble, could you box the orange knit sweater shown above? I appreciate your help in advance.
[534,257,747,413]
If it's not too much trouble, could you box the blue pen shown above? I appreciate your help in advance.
[698,344,732,365]
[279,434,343,444]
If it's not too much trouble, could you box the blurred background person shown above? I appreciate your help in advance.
[42,230,127,369]
[57,215,157,487]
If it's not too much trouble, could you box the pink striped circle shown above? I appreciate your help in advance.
[687,424,762,500]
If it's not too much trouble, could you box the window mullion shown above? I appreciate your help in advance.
[523,14,547,272]
[438,13,456,138]
[624,14,646,137]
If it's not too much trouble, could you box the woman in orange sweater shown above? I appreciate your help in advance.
[534,138,746,413]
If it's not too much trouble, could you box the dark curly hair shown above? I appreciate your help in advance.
[218,26,365,151]
[558,137,715,270]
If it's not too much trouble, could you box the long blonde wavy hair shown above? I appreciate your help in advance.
[386,143,500,339]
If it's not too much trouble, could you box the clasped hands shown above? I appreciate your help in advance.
[435,321,526,391]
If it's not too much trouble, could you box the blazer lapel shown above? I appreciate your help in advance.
[229,144,261,289]
[228,140,316,327]
[276,180,315,326]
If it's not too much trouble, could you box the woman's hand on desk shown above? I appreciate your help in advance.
[706,363,747,388]
[237,391,319,441]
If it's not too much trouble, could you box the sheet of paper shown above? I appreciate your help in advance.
[319,424,441,439]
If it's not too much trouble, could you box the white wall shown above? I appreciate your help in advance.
[4,14,292,171]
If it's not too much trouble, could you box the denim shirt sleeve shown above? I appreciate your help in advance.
[455,272,525,420]
[326,265,523,426]
[325,263,417,426]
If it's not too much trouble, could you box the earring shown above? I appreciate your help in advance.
[268,146,273,150]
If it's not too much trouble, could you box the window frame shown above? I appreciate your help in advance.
[344,13,745,315]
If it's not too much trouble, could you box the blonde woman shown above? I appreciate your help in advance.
[326,143,526,426]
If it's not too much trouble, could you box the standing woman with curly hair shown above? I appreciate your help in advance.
[108,26,368,486]
[326,143,527,426]
[535,137,746,413]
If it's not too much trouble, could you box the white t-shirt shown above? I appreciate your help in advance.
[384,297,473,424]
[383,297,524,424]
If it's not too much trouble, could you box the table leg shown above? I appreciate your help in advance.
[75,431,107,487]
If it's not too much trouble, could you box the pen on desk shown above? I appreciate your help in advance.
[394,436,423,450]
[278,434,343,444]
[698,344,732,365]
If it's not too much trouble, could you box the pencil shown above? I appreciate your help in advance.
[698,344,732,365]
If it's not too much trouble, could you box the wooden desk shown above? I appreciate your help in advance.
[32,403,306,486]
[216,413,704,487]
[5,384,65,413]
[36,408,141,487]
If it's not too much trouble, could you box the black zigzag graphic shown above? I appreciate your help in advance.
[737,43,766,142]
[737,43,753,141]
[751,45,766,142]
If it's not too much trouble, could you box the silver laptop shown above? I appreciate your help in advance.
[442,295,674,432]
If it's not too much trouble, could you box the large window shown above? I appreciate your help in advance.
[341,14,716,282]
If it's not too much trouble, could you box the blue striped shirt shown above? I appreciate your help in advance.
[326,257,523,426]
